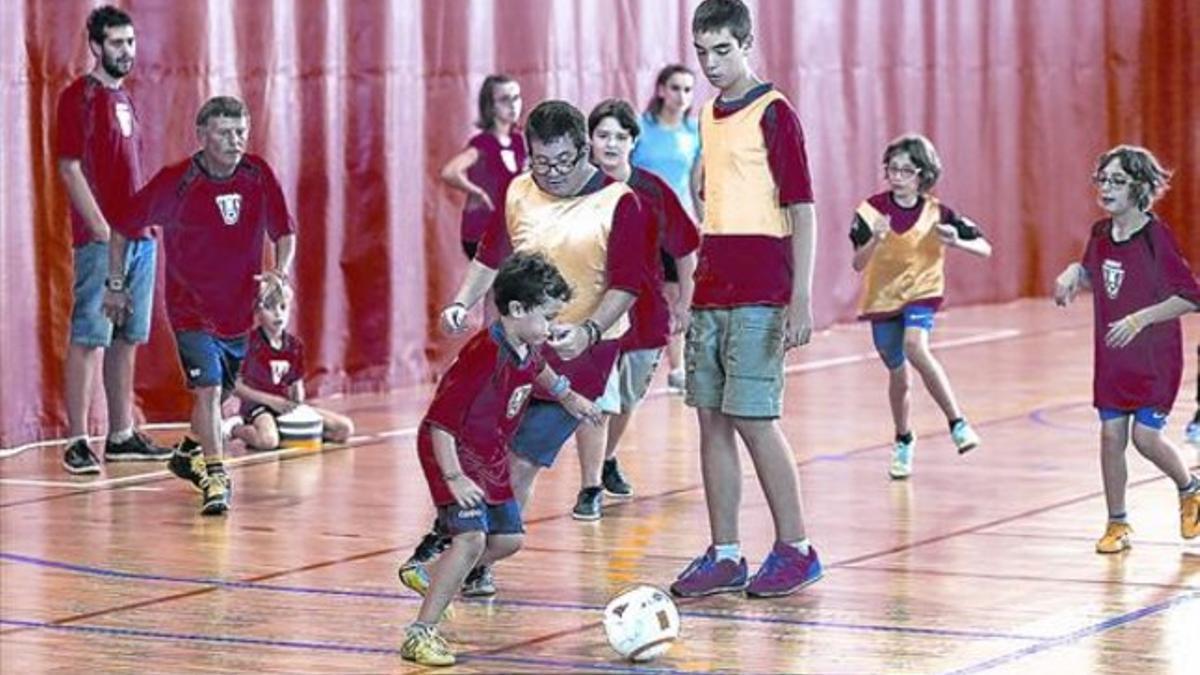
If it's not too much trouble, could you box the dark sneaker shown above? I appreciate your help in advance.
[168,448,207,492]
[406,524,451,567]
[105,430,173,462]
[200,472,230,516]
[461,565,496,597]
[602,458,633,497]
[571,486,603,521]
[670,546,748,597]
[745,541,823,598]
[62,440,101,475]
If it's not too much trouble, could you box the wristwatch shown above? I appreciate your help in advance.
[104,277,126,292]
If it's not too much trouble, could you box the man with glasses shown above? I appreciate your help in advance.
[399,100,654,598]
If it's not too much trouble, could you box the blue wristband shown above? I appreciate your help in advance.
[548,374,571,399]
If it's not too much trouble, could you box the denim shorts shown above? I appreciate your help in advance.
[1097,407,1169,430]
[510,399,583,468]
[175,330,247,392]
[70,238,157,347]
[870,304,936,370]
[685,306,785,419]
[617,348,663,413]
[437,498,524,536]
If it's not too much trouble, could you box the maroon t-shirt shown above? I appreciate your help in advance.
[113,154,295,337]
[56,75,148,246]
[1080,216,1200,412]
[693,84,815,308]
[240,328,305,398]
[418,323,542,505]
[476,171,654,397]
[622,168,701,351]
[460,130,527,244]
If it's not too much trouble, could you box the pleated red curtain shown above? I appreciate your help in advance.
[2,0,1195,447]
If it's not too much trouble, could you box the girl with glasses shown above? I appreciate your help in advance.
[1053,144,1200,553]
[849,133,993,479]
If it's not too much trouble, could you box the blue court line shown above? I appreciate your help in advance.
[1028,401,1099,435]
[942,591,1200,674]
[0,619,686,674]
[0,552,1043,642]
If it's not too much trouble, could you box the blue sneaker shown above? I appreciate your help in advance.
[746,541,823,598]
[669,546,748,597]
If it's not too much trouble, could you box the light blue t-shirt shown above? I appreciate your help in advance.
[631,112,700,217]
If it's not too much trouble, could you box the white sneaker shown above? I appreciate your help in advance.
[220,415,244,443]
[951,420,980,454]
[889,435,915,479]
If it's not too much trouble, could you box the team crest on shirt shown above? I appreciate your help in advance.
[506,384,533,419]
[270,359,291,385]
[500,148,518,173]
[215,194,242,226]
[114,102,134,138]
[1101,259,1125,299]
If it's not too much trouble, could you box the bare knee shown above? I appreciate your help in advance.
[902,337,932,367]
[486,533,524,560]
[1100,422,1128,453]
[1129,424,1161,455]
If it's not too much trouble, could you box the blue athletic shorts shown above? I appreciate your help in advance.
[437,498,524,536]
[510,399,582,468]
[1097,407,1169,430]
[175,330,247,392]
[870,305,936,370]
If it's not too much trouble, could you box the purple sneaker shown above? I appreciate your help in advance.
[669,546,748,597]
[746,541,823,598]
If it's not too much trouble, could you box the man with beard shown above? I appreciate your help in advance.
[55,5,171,474]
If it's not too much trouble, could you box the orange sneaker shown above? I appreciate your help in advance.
[1180,490,1200,540]
[1095,521,1132,554]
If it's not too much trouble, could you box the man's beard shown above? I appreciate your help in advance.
[101,53,132,79]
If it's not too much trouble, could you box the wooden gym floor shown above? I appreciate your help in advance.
[1,298,1197,674]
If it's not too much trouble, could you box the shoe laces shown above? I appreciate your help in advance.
[756,549,791,579]
[201,472,228,492]
[678,550,716,580]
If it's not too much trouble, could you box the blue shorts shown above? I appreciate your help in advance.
[437,498,524,536]
[175,331,247,392]
[685,306,785,418]
[1097,407,1169,430]
[870,305,936,370]
[510,399,582,468]
[70,239,157,347]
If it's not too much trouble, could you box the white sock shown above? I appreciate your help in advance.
[713,543,741,561]
[108,427,134,443]
[786,538,811,556]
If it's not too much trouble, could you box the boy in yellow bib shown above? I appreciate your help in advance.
[671,0,822,600]
[850,134,992,479]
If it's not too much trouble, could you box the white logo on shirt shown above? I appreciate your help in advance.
[114,102,134,138]
[506,384,533,419]
[215,194,242,226]
[1101,259,1125,299]
[270,359,291,385]
[500,148,518,173]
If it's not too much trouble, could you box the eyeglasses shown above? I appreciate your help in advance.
[885,165,920,180]
[531,150,584,176]
[1092,173,1132,188]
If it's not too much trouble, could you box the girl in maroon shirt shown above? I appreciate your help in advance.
[439,74,527,259]
[1054,145,1200,554]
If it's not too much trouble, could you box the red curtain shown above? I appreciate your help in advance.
[2,0,1196,448]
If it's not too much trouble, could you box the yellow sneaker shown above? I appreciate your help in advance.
[1095,521,1132,554]
[401,624,455,667]
[398,561,453,620]
[1181,490,1200,540]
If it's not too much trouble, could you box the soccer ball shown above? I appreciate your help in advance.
[602,585,681,662]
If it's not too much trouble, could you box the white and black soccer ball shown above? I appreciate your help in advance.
[602,584,681,662]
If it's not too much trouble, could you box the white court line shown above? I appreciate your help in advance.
[0,327,1020,489]
[0,422,189,460]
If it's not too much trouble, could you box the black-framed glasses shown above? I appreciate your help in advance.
[1092,173,1132,188]
[531,150,584,176]
[885,165,919,180]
